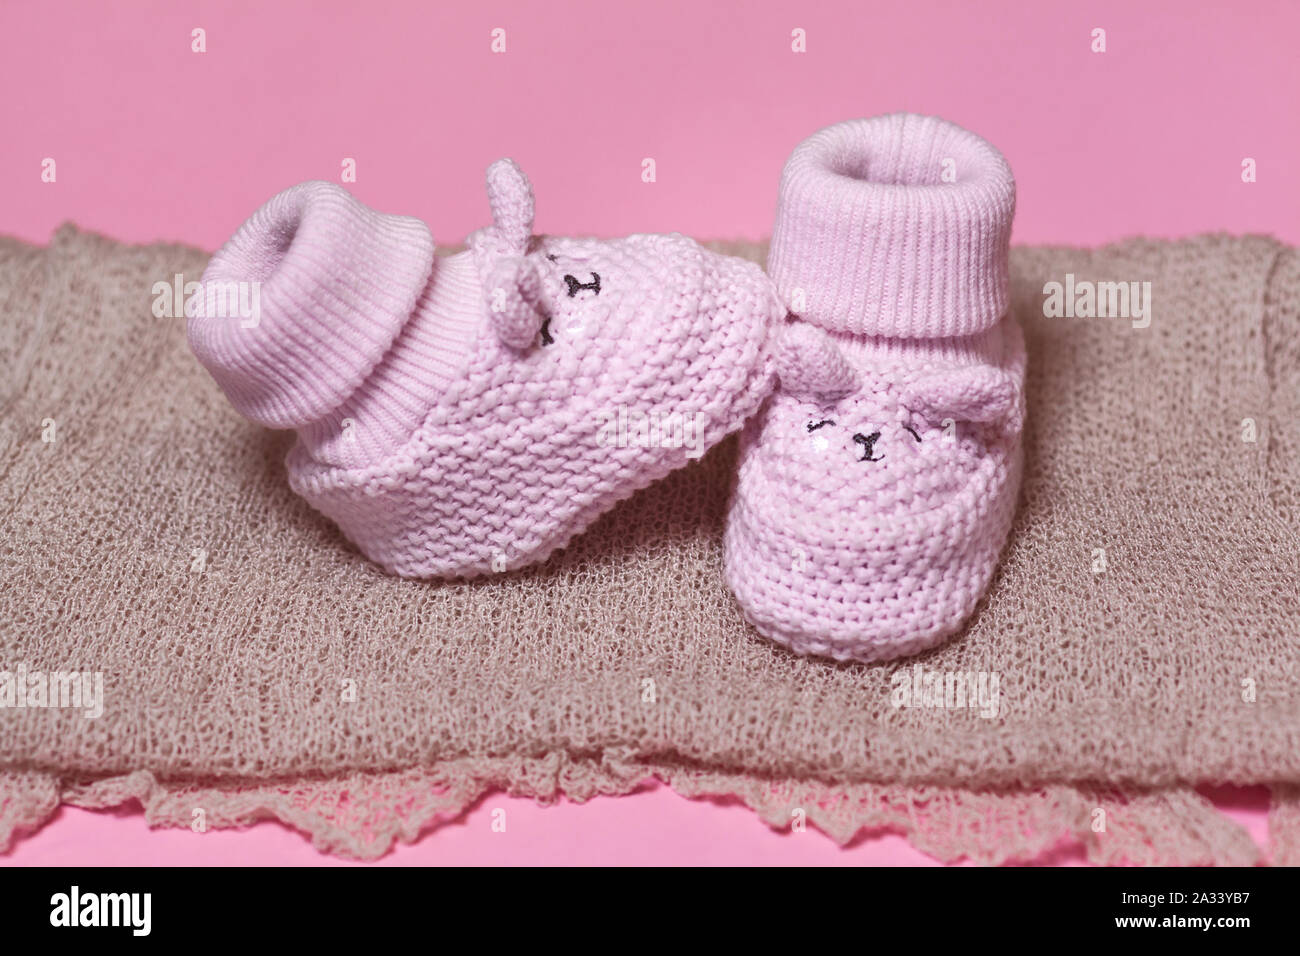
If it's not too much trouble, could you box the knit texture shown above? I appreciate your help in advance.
[189,161,783,578]
[187,180,441,430]
[2,228,1299,864]
[767,113,1015,338]
[726,322,1025,661]
[729,116,1023,661]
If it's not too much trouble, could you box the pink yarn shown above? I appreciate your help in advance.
[768,113,1015,339]
[190,159,782,578]
[726,115,1025,662]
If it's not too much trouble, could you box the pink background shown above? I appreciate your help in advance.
[2,0,1294,864]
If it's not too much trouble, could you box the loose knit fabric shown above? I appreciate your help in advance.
[190,161,782,578]
[729,115,1024,661]
[2,228,1299,864]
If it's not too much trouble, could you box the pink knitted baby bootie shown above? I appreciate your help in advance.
[190,159,782,578]
[725,114,1024,662]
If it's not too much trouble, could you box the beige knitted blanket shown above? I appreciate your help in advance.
[2,227,1298,864]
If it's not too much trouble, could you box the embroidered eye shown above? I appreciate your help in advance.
[806,419,835,432]
[904,425,922,442]
[852,431,884,462]
[539,316,555,346]
[545,253,559,262]
[564,272,601,297]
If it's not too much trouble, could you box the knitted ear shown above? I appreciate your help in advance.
[485,158,535,255]
[485,255,547,349]
[775,323,859,401]
[903,365,1020,432]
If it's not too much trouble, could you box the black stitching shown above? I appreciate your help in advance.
[904,425,922,442]
[564,272,601,297]
[852,432,884,462]
[539,316,554,346]
[806,419,835,432]
[546,253,559,262]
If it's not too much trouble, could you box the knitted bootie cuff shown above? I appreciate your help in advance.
[189,181,436,429]
[767,114,1016,338]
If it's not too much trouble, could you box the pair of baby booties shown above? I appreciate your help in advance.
[188,113,1024,663]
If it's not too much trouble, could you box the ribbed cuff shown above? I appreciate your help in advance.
[188,181,435,428]
[298,251,486,469]
[768,114,1016,339]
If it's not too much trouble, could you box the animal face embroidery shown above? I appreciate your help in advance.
[852,431,883,461]
[536,253,602,346]
[563,271,601,298]
[478,159,620,352]
[805,416,923,462]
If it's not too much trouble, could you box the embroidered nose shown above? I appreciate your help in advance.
[852,431,883,462]
[564,272,601,297]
